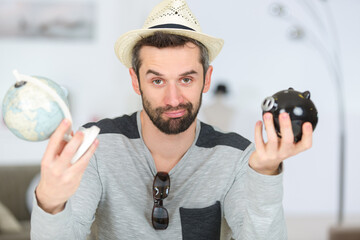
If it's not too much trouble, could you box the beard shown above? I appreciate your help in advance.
[141,94,202,135]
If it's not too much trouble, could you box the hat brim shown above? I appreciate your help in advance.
[114,28,224,68]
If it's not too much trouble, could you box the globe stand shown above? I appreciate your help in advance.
[69,125,100,164]
[12,70,100,164]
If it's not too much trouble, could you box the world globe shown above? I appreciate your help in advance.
[2,71,70,141]
[2,70,100,164]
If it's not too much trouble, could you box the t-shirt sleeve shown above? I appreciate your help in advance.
[31,154,102,239]
[224,143,287,239]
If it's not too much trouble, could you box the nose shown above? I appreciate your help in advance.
[164,83,184,107]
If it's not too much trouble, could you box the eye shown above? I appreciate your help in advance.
[181,77,192,84]
[152,79,164,85]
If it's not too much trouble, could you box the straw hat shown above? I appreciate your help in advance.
[114,0,224,68]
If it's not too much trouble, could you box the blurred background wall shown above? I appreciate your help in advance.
[0,0,359,239]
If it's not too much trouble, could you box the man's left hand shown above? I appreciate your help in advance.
[249,112,313,175]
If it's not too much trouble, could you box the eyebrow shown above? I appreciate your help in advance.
[145,69,198,77]
[180,70,198,76]
[146,69,163,76]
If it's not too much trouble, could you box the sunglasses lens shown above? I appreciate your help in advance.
[152,204,169,230]
[153,172,170,200]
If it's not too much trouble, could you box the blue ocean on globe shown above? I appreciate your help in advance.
[2,76,69,141]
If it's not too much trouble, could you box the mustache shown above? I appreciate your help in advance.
[155,103,193,114]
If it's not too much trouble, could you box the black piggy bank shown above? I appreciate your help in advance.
[261,87,318,142]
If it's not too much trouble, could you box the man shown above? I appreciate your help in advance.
[31,0,313,239]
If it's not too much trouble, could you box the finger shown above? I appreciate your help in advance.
[59,131,84,165]
[43,119,71,162]
[278,112,294,145]
[263,113,278,149]
[70,139,99,174]
[254,121,265,153]
[56,141,68,157]
[295,122,313,153]
[57,132,73,156]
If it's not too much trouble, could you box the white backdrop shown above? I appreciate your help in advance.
[0,0,359,227]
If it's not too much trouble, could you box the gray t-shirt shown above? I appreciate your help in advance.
[31,111,287,240]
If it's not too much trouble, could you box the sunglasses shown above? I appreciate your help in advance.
[152,172,170,230]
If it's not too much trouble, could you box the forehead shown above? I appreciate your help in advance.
[138,43,202,74]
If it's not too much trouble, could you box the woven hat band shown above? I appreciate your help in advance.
[149,24,195,31]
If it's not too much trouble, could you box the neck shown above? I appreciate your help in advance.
[140,110,197,172]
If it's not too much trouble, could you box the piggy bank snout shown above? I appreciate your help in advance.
[261,96,276,112]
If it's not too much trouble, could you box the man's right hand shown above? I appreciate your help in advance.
[35,119,99,214]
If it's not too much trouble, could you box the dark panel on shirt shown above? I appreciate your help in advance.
[82,112,140,139]
[196,122,251,151]
[180,201,221,240]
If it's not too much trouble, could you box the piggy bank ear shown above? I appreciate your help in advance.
[303,91,311,99]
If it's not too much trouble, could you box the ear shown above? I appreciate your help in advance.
[202,65,213,93]
[129,68,141,95]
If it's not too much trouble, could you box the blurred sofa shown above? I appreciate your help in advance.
[0,165,40,240]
